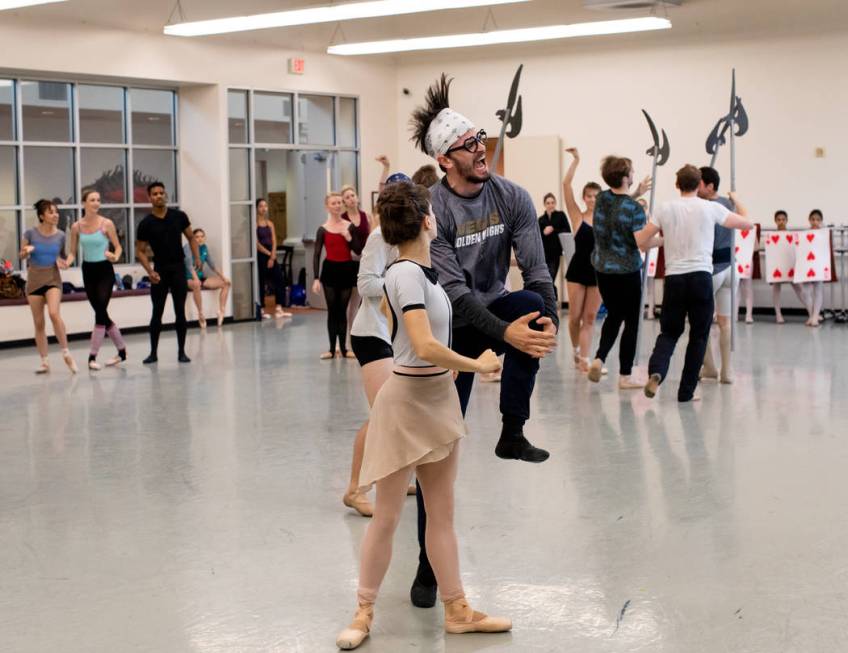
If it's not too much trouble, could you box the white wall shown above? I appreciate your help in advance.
[395,30,848,228]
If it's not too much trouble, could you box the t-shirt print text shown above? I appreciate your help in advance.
[455,211,506,248]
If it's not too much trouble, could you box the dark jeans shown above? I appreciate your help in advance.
[258,252,286,307]
[149,265,187,355]
[416,289,546,581]
[648,271,714,401]
[595,270,642,376]
[545,256,561,300]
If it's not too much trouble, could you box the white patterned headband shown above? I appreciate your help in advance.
[425,108,475,158]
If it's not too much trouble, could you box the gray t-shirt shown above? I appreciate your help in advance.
[383,259,452,367]
[429,175,557,335]
[711,196,735,274]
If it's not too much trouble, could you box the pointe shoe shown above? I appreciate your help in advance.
[217,312,224,327]
[407,484,417,495]
[342,492,373,517]
[644,373,661,399]
[261,312,272,320]
[35,360,50,374]
[198,315,207,329]
[336,602,373,650]
[775,314,785,324]
[62,351,78,374]
[320,351,335,360]
[105,355,123,367]
[720,373,734,385]
[444,597,512,635]
[745,316,754,324]
[699,365,719,382]
[618,375,644,390]
[88,360,101,371]
[344,351,356,359]
[587,358,603,383]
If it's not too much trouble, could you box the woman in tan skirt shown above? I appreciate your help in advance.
[20,199,77,374]
[336,182,511,650]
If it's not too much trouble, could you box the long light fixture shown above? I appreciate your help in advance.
[328,16,671,55]
[164,0,530,38]
[0,0,66,9]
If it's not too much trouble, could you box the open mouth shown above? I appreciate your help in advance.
[474,156,488,173]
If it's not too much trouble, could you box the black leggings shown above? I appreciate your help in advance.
[258,252,286,306]
[82,260,114,327]
[323,285,352,354]
[595,270,642,376]
[150,265,188,355]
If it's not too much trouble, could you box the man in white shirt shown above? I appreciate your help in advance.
[635,165,753,402]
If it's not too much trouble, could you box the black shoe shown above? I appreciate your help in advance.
[410,576,437,608]
[495,434,550,463]
[178,352,191,363]
[143,354,158,364]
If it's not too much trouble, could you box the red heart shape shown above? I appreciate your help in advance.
[825,267,830,273]
[745,264,751,270]
[771,234,780,244]
[738,264,744,274]
[735,246,741,253]
[807,269,816,277]
[807,233,815,242]
[773,269,783,278]
[786,234,794,243]
[788,268,795,278]
[741,230,750,239]
[807,252,816,261]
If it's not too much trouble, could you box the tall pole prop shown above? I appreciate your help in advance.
[635,109,669,360]
[490,64,524,174]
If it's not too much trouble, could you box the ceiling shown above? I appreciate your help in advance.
[6,0,848,59]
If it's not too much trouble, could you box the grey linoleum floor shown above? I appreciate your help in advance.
[2,312,848,653]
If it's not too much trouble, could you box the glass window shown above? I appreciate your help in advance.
[81,148,126,204]
[130,89,175,146]
[21,81,72,142]
[337,151,358,191]
[231,260,254,320]
[23,146,75,205]
[100,207,129,263]
[337,98,357,148]
[79,85,125,144]
[228,90,248,144]
[230,204,252,259]
[229,148,250,202]
[0,80,13,140]
[0,210,18,267]
[253,92,292,143]
[133,149,176,203]
[298,95,334,145]
[0,145,17,205]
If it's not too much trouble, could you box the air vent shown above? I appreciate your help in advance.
[584,0,681,9]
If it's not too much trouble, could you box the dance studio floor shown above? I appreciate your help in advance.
[2,312,847,652]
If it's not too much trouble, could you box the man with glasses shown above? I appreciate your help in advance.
[406,74,559,607]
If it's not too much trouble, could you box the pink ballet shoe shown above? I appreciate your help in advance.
[443,596,511,634]
[336,601,373,650]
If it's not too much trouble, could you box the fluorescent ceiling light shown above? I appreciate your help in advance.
[164,0,529,38]
[0,0,66,9]
[328,16,671,55]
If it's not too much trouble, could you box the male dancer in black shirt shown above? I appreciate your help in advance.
[136,182,200,364]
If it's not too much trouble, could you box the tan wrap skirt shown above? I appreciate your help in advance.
[358,370,466,490]
[25,264,62,296]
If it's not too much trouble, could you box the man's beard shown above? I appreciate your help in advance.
[456,154,490,184]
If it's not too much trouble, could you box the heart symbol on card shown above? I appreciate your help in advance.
[788,268,795,278]
[807,233,815,242]
[738,264,744,274]
[735,246,741,253]
[807,252,816,261]
[745,264,751,270]
[741,230,750,239]
[807,269,816,278]
[773,269,783,279]
[787,234,794,243]
[771,234,780,244]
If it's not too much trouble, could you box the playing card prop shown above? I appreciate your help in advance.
[734,228,756,279]
[794,229,832,283]
[764,231,796,284]
[646,247,659,279]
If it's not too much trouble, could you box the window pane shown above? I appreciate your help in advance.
[133,149,176,203]
[337,98,357,148]
[21,81,72,142]
[253,92,292,144]
[338,151,358,191]
[24,146,75,205]
[130,89,175,146]
[0,80,13,140]
[100,207,129,264]
[229,148,250,202]
[0,145,17,205]
[79,85,125,144]
[255,149,290,242]
[231,260,254,320]
[81,148,127,204]
[298,95,334,145]
[230,204,252,260]
[228,90,248,144]
[0,210,18,268]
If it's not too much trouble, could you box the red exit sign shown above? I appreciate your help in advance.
[288,57,305,75]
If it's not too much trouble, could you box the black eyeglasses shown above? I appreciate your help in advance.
[445,129,487,155]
